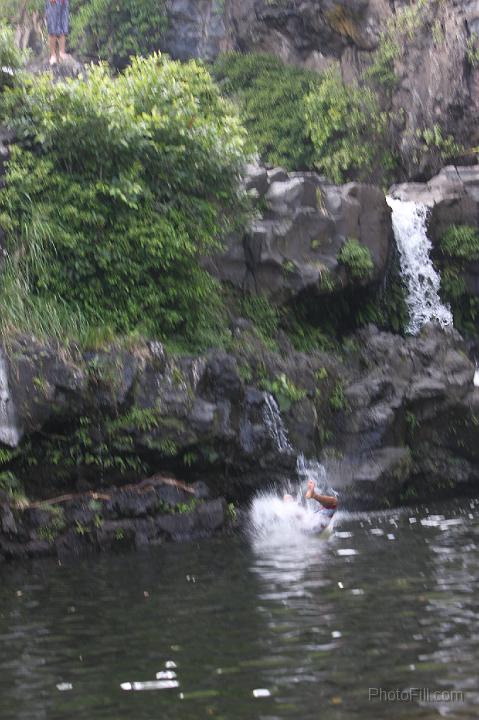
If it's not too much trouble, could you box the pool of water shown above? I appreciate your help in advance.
[1,498,478,719]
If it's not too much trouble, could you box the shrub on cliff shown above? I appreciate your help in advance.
[338,238,374,281]
[0,22,24,93]
[437,225,479,336]
[69,0,168,69]
[212,52,320,170]
[0,54,248,347]
[305,69,389,184]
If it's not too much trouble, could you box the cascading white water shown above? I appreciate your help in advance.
[262,392,293,454]
[386,197,453,334]
[0,351,21,448]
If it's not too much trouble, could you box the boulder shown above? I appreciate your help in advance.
[209,166,394,304]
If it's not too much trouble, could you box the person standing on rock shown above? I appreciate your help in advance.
[46,0,69,66]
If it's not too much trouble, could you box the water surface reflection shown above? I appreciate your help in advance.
[0,499,478,719]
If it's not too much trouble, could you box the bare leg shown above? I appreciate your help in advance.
[59,35,68,61]
[49,35,58,65]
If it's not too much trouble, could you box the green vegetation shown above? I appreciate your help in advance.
[0,54,248,350]
[439,225,479,261]
[212,52,320,170]
[241,294,279,350]
[466,33,479,67]
[437,225,479,336]
[329,380,349,412]
[365,0,429,91]
[338,239,374,282]
[70,0,168,69]
[261,372,307,413]
[0,21,24,93]
[305,68,388,184]
[417,124,463,164]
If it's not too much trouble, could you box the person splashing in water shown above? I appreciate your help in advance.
[282,480,337,532]
[305,479,337,521]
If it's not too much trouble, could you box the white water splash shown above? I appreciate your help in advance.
[248,455,335,547]
[262,392,293,454]
[386,197,453,334]
[0,350,21,448]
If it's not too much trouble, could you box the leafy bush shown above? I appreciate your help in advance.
[261,372,307,413]
[439,225,479,261]
[212,52,320,170]
[241,293,279,346]
[338,239,374,281]
[0,54,248,348]
[70,0,168,69]
[305,68,388,184]
[0,21,24,93]
[437,225,479,336]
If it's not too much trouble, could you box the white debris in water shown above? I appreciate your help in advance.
[253,688,271,698]
[336,548,358,556]
[338,582,344,589]
[121,680,179,691]
[386,197,453,334]
[0,350,22,447]
[165,660,177,669]
[351,588,365,596]
[262,392,292,454]
[56,683,73,691]
[387,533,396,540]
[420,515,445,527]
[156,671,177,680]
[474,368,479,387]
[331,631,342,638]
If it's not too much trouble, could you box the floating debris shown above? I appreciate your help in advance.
[337,548,358,556]
[121,680,179,691]
[155,671,177,680]
[56,683,73,692]
[253,688,271,698]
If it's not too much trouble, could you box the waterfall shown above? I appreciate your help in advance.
[386,197,453,334]
[0,351,21,448]
[262,392,293,454]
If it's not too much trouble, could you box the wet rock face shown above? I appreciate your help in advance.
[328,324,478,507]
[162,0,385,67]
[206,165,394,304]
[161,0,230,62]
[0,322,478,521]
[0,478,229,561]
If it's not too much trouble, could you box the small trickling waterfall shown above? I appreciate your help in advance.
[0,351,21,448]
[262,392,293,454]
[386,197,453,334]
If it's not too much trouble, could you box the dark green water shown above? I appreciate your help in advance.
[1,499,478,720]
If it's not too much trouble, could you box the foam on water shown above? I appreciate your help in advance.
[386,197,453,334]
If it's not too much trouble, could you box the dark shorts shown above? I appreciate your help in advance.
[45,1,69,36]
